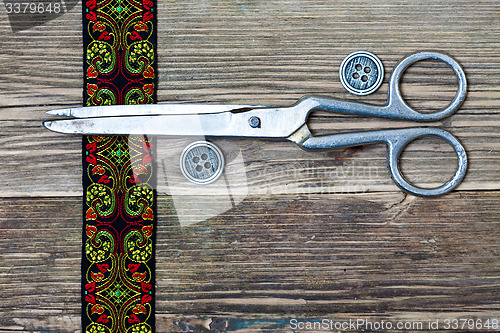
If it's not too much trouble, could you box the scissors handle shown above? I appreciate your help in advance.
[300,127,467,196]
[386,51,467,121]
[295,51,467,121]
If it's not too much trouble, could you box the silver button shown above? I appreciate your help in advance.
[180,141,224,185]
[339,51,384,95]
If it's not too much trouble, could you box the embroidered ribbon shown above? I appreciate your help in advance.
[82,0,156,331]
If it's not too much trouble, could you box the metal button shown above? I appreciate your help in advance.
[339,51,384,96]
[180,141,224,185]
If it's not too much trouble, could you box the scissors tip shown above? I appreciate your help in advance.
[42,121,53,131]
[43,119,77,134]
[46,108,73,117]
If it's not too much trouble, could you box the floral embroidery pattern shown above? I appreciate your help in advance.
[83,0,156,330]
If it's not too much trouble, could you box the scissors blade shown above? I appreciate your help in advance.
[44,98,309,138]
[46,104,269,118]
[43,113,236,136]
[44,104,303,138]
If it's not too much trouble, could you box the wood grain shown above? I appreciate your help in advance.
[0,0,499,332]
[1,193,499,331]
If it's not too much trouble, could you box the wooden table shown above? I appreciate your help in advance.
[1,1,499,331]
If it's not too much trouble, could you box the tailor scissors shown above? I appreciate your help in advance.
[44,51,467,197]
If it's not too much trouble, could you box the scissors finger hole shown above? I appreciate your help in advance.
[399,59,459,114]
[397,136,459,189]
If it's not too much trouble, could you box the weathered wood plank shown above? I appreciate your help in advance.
[0,193,498,331]
[0,0,499,108]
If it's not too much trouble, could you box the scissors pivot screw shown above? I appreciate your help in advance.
[248,116,261,128]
